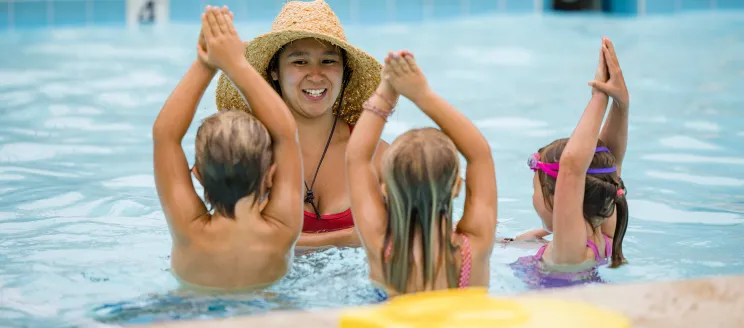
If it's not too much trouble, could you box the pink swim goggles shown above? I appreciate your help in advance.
[528,147,617,178]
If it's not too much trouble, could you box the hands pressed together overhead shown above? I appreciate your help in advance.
[379,50,433,104]
[196,5,245,73]
[588,37,629,110]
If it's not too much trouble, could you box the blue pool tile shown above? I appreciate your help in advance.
[170,0,203,23]
[397,0,426,22]
[644,0,677,13]
[243,0,284,23]
[609,0,638,14]
[199,0,275,22]
[601,0,613,12]
[716,0,744,10]
[13,0,48,28]
[52,0,88,27]
[0,2,8,29]
[357,2,388,25]
[324,0,352,24]
[506,0,535,12]
[340,0,379,25]
[91,0,126,26]
[680,0,713,11]
[226,0,250,21]
[470,0,499,15]
[432,0,463,19]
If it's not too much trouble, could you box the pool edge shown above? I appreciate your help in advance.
[136,274,744,328]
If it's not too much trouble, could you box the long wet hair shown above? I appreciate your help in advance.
[194,110,273,218]
[536,138,628,268]
[381,128,462,293]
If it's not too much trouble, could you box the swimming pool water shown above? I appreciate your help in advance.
[1,10,744,327]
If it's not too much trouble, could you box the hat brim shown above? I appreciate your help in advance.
[215,30,382,126]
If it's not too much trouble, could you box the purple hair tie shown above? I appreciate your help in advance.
[527,146,616,178]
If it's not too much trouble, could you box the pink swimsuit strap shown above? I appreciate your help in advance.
[457,234,472,288]
[585,233,612,261]
[535,234,612,261]
[383,233,472,288]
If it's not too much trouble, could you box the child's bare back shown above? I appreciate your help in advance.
[170,203,298,290]
[153,6,303,291]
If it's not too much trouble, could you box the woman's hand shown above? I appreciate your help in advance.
[589,37,629,109]
[383,50,432,103]
[197,6,244,73]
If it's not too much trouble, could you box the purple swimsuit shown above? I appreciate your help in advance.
[509,234,612,289]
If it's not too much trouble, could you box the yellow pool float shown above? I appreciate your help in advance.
[339,288,630,328]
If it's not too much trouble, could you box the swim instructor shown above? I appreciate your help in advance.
[215,0,391,248]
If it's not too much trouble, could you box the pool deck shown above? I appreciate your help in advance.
[141,274,744,328]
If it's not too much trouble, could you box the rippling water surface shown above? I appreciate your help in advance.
[1,11,743,327]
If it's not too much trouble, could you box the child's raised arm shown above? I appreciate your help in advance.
[200,7,302,231]
[345,53,399,253]
[386,52,497,249]
[551,43,611,265]
[594,37,629,176]
[152,7,231,243]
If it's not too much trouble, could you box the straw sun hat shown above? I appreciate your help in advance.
[215,0,383,125]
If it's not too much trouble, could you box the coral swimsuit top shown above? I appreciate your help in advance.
[302,124,355,233]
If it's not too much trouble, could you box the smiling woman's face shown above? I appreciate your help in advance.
[271,38,345,119]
